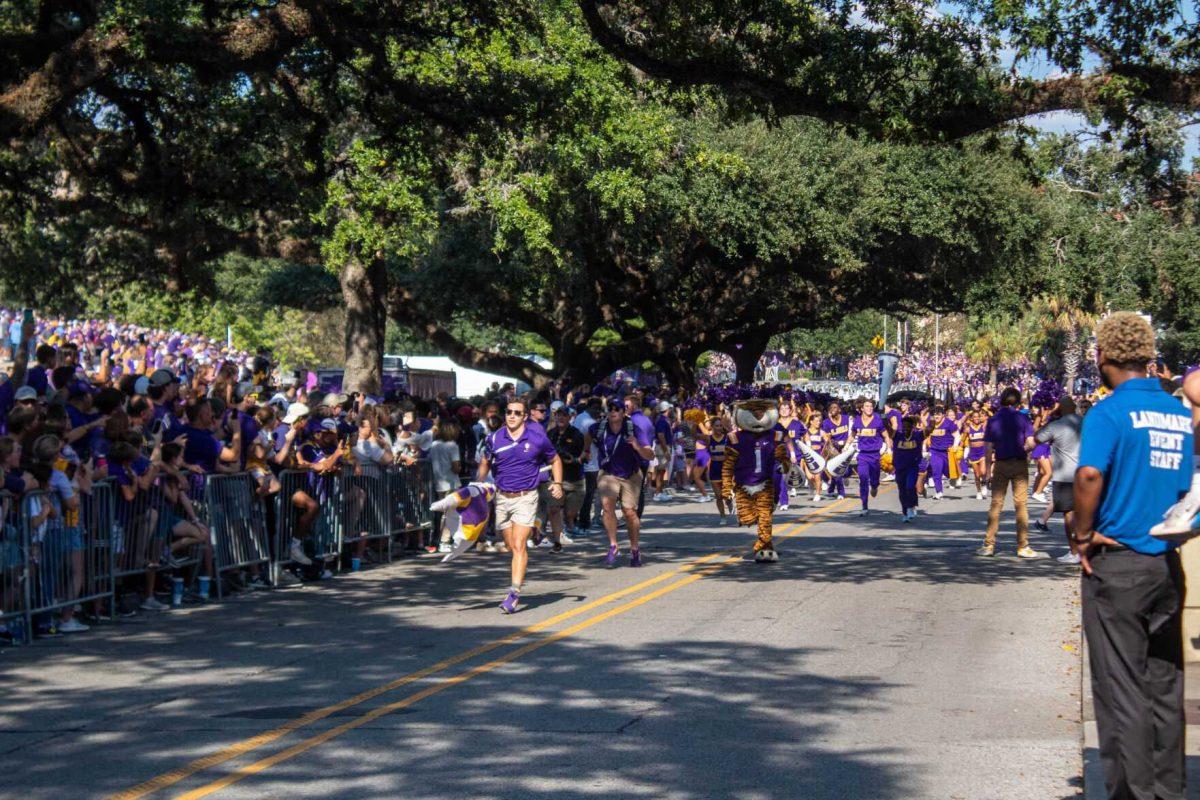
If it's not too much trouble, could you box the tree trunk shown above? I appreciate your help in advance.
[729,335,769,384]
[341,256,386,395]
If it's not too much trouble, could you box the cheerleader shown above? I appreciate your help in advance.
[850,398,888,516]
[688,413,713,501]
[820,401,851,500]
[893,415,924,521]
[1029,406,1054,503]
[802,410,826,501]
[924,406,958,499]
[704,417,732,524]
[960,409,990,499]
[774,397,805,510]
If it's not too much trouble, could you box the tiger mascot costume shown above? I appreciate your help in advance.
[722,398,791,563]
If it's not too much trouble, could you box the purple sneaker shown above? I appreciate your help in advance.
[629,548,642,567]
[499,589,520,614]
[604,545,619,566]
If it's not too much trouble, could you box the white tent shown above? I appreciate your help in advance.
[394,355,549,397]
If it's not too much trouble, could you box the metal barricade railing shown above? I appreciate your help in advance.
[25,486,115,634]
[201,473,271,599]
[341,466,391,560]
[1,491,29,642]
[106,476,168,582]
[276,469,344,578]
[386,461,433,540]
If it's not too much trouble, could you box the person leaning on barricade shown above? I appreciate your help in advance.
[289,418,345,573]
[155,441,215,580]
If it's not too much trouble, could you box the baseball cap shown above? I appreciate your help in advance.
[318,418,339,432]
[133,375,150,396]
[149,368,176,387]
[281,402,310,424]
[14,386,38,402]
[550,400,565,413]
[329,393,349,407]
[267,393,289,410]
[657,400,671,413]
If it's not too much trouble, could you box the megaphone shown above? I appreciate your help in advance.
[826,440,858,479]
[878,351,900,405]
[795,439,827,474]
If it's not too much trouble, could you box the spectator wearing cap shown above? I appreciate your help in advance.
[1075,312,1194,800]
[289,417,345,571]
[148,368,182,441]
[651,400,675,502]
[273,402,309,469]
[14,386,39,407]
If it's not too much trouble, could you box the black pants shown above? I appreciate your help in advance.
[1082,547,1185,800]
[636,465,648,517]
[580,472,598,528]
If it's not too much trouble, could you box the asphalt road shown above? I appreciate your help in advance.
[2,482,1083,800]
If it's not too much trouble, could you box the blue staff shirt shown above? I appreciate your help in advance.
[1077,377,1194,554]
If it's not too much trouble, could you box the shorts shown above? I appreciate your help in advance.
[1052,482,1075,513]
[653,445,671,470]
[540,480,585,516]
[63,525,84,552]
[494,490,539,530]
[598,471,644,509]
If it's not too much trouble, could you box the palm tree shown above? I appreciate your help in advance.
[1031,295,1099,392]
[965,313,1034,389]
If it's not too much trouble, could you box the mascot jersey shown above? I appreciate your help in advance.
[446,483,496,542]
[730,429,784,487]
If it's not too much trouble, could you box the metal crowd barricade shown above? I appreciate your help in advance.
[201,473,271,599]
[385,461,433,541]
[341,466,392,561]
[276,469,344,579]
[1,491,28,642]
[106,476,166,583]
[24,486,115,635]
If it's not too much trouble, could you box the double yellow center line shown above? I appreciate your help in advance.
[112,493,864,799]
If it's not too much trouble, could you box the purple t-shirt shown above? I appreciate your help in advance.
[927,418,958,451]
[484,425,557,492]
[892,428,924,470]
[653,416,674,447]
[984,407,1034,460]
[730,429,781,485]
[630,411,654,467]
[851,414,886,453]
[821,416,851,447]
[590,420,653,479]
[180,424,222,473]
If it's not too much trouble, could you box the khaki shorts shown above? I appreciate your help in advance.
[494,490,539,530]
[653,445,671,471]
[598,471,644,509]
[540,479,585,515]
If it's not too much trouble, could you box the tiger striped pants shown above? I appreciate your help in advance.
[733,485,776,551]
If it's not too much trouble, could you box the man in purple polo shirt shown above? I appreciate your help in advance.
[477,398,563,614]
[979,387,1040,558]
[584,402,655,567]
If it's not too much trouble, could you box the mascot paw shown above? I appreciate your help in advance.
[754,549,779,563]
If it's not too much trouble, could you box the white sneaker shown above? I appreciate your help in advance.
[975,491,983,500]
[537,538,553,548]
[693,494,709,503]
[140,596,168,611]
[1151,477,1200,537]
[58,618,90,633]
[935,492,943,500]
[559,532,574,545]
[812,494,821,502]
[318,569,334,579]
[789,488,798,497]
[779,504,789,511]
[718,515,727,526]
[1057,552,1082,564]
[290,538,313,566]
[437,542,453,554]
[859,508,869,517]
[482,541,498,553]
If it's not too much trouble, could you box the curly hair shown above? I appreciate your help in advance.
[1095,311,1156,368]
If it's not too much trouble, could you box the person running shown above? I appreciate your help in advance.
[961,409,990,499]
[476,399,563,614]
[584,402,654,566]
[803,410,825,501]
[1032,396,1083,564]
[924,406,958,499]
[820,401,850,500]
[705,416,732,524]
[1029,406,1054,504]
[893,415,924,521]
[850,398,888,516]
[774,397,804,510]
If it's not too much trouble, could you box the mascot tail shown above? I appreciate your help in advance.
[826,440,858,479]
[796,439,827,474]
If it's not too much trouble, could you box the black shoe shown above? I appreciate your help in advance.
[1033,520,1050,533]
[551,543,563,553]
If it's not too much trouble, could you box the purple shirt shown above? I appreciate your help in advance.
[590,420,653,479]
[851,414,886,453]
[892,428,924,470]
[484,425,557,492]
[927,418,958,451]
[984,407,1033,460]
[730,429,782,485]
[821,416,851,447]
[630,411,655,467]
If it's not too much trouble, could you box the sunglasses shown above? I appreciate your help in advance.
[505,409,525,417]
[533,407,547,413]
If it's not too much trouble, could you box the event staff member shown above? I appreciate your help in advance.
[477,398,563,614]
[1075,312,1193,800]
[850,399,888,515]
[979,387,1040,558]
[584,402,654,567]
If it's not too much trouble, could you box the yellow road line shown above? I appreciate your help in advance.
[113,494,858,799]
